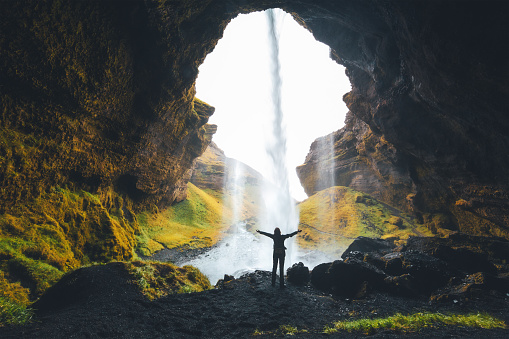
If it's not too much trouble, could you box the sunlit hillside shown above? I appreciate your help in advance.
[298,186,433,255]
[136,143,264,256]
[135,182,230,256]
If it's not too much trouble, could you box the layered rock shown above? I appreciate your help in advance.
[0,0,507,266]
[293,1,509,238]
[190,141,263,193]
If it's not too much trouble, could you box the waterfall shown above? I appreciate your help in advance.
[182,9,301,283]
[258,9,299,265]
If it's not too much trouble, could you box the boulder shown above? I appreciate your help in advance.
[431,272,509,302]
[432,245,497,275]
[311,259,386,297]
[286,262,310,286]
[384,274,418,297]
[399,251,452,294]
[309,262,333,291]
[341,237,395,260]
[381,252,404,276]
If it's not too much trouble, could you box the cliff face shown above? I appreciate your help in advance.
[0,0,507,269]
[0,0,218,212]
[288,0,509,238]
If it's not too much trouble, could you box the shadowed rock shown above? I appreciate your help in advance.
[286,262,310,286]
[341,237,396,260]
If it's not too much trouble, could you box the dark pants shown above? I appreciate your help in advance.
[272,252,285,287]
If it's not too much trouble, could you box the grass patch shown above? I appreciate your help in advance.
[298,186,433,255]
[0,297,33,327]
[136,183,230,255]
[323,312,507,335]
[253,325,308,336]
[125,261,211,300]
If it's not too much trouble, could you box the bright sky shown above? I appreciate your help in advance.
[195,9,351,201]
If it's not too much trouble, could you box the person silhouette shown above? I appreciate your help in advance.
[256,227,302,288]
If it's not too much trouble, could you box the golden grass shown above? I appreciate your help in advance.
[298,186,433,255]
[136,183,233,255]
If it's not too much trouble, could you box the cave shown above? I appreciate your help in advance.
[0,0,508,335]
[0,0,507,248]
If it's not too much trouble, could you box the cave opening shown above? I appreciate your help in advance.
[196,8,351,201]
[186,9,352,282]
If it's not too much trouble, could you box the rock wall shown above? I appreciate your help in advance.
[0,0,507,237]
[290,0,509,238]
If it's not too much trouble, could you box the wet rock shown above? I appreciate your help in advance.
[311,259,387,297]
[341,237,395,260]
[286,262,309,286]
[215,274,235,289]
[399,251,452,294]
[363,252,386,271]
[384,274,418,297]
[309,262,333,291]
[431,272,509,303]
[432,245,497,275]
[381,252,404,276]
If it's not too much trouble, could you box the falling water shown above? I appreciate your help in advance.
[182,159,262,284]
[182,9,300,283]
[316,132,336,228]
[258,9,299,265]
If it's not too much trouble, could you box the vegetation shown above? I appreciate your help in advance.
[298,186,433,255]
[254,312,506,336]
[125,260,211,300]
[253,324,306,336]
[323,312,507,335]
[0,185,139,323]
[0,297,33,327]
[136,182,231,255]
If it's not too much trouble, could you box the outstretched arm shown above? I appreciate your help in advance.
[285,230,302,239]
[256,230,273,239]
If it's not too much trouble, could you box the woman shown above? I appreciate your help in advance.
[256,227,302,288]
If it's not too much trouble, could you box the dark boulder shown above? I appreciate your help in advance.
[431,272,509,303]
[311,259,387,297]
[329,259,387,297]
[309,262,333,291]
[488,240,509,261]
[398,251,452,294]
[341,237,395,260]
[286,262,309,286]
[384,274,418,297]
[432,245,497,275]
[381,252,404,276]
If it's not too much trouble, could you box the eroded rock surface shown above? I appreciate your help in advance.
[1,0,507,239]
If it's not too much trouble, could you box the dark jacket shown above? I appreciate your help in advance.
[257,230,299,252]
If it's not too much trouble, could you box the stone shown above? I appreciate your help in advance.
[309,262,333,291]
[286,262,310,286]
[431,272,509,303]
[311,259,386,297]
[341,237,395,260]
[398,251,452,294]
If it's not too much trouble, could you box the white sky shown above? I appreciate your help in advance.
[195,9,351,201]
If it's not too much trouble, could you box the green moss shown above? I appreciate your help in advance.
[125,261,211,300]
[136,182,231,255]
[0,186,139,303]
[298,186,433,254]
[324,312,506,335]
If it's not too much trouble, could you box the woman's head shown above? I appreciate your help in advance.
[274,227,281,235]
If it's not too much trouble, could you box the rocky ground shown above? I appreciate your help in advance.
[1,235,508,338]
